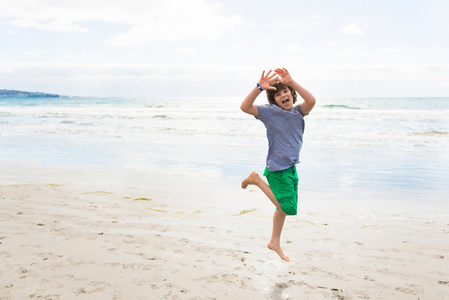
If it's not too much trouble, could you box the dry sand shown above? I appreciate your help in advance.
[1,163,448,299]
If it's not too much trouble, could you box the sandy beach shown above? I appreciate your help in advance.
[1,0,449,297]
[1,163,448,300]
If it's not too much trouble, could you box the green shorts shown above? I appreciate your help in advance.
[264,166,298,215]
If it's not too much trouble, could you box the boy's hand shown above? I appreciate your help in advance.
[258,70,278,91]
[274,68,293,85]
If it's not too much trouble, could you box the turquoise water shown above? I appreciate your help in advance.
[1,96,448,203]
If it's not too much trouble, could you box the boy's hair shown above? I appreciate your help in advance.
[266,81,297,106]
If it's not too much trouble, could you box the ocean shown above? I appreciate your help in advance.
[1,96,448,204]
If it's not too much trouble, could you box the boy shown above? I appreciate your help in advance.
[240,68,316,261]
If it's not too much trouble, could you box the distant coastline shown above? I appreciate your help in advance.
[0,89,60,98]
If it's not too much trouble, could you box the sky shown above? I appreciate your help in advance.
[0,0,448,98]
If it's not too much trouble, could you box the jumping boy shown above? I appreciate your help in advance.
[240,68,316,261]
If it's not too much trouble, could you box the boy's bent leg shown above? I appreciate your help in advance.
[267,209,290,261]
[242,172,290,261]
[241,172,282,211]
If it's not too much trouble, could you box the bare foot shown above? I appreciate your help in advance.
[241,172,259,189]
[267,242,290,261]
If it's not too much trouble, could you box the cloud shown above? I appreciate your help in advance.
[283,44,302,52]
[379,48,401,54]
[0,0,244,45]
[342,23,364,35]
[342,47,410,58]
[173,48,198,55]
[1,62,448,98]
[275,21,298,30]
[9,18,89,33]
[342,46,370,58]
[0,62,255,97]
[295,64,449,97]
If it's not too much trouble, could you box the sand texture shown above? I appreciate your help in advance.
[1,165,449,299]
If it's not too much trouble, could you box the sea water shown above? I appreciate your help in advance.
[1,96,448,203]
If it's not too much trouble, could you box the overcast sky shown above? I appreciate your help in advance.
[0,0,448,98]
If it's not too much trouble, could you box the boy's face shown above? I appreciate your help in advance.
[274,86,294,110]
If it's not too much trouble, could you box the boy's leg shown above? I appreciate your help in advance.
[241,172,290,261]
[268,209,289,261]
[241,172,282,211]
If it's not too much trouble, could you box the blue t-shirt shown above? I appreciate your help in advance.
[256,104,305,172]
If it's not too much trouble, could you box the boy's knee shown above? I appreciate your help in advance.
[277,194,298,215]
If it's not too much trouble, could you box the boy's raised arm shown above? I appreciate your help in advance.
[240,87,261,117]
[240,70,278,117]
[275,68,316,115]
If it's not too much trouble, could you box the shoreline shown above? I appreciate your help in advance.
[1,163,448,299]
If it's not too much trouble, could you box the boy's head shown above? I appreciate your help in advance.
[266,81,297,106]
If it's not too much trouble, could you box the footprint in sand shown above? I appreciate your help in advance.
[133,278,150,287]
[179,238,189,243]
[72,281,112,295]
[29,293,61,299]
[354,290,370,299]
[0,251,12,258]
[194,274,220,283]
[395,284,424,295]
[222,273,238,283]
[121,263,153,270]
[105,262,121,268]
[275,282,289,289]
[72,287,87,295]
[37,252,63,260]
